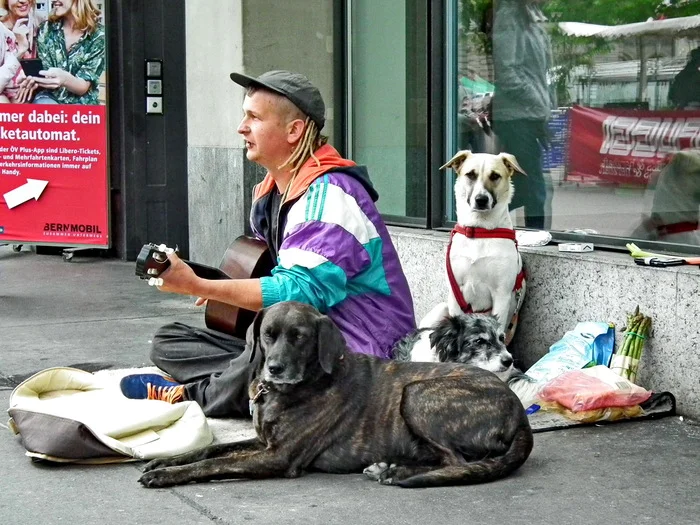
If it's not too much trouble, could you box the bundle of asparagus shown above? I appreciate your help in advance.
[609,306,652,384]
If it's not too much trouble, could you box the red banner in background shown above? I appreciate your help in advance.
[0,105,108,246]
[567,105,700,186]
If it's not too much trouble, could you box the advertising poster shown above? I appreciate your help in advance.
[0,0,108,247]
[567,105,700,186]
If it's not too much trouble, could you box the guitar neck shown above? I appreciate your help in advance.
[183,260,231,281]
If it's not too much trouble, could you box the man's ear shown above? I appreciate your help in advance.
[286,118,307,145]
[247,308,266,363]
[440,150,472,172]
[316,315,346,375]
[499,152,527,177]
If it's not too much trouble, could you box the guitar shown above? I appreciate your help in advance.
[135,236,273,339]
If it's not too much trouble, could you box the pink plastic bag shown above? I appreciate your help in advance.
[538,365,652,412]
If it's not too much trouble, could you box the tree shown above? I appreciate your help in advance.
[544,0,696,24]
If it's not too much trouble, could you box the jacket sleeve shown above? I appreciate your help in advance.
[259,176,376,312]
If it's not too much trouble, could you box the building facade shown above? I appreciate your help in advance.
[6,1,694,414]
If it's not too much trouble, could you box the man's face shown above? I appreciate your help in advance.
[237,90,293,170]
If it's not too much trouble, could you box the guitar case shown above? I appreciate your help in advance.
[7,367,213,463]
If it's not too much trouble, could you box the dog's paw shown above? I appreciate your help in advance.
[377,465,411,486]
[141,457,176,473]
[138,467,183,488]
[363,462,394,481]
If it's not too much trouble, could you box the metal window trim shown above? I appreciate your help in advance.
[344,0,354,159]
[428,0,447,230]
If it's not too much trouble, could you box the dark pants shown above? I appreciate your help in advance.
[496,119,553,230]
[150,322,261,418]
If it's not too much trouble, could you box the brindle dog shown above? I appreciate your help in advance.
[138,301,533,488]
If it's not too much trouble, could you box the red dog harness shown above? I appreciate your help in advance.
[446,225,526,314]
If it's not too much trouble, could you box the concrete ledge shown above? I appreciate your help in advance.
[389,226,700,419]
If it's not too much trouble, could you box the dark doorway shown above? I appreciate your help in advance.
[108,0,188,260]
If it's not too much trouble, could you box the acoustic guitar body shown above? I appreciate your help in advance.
[205,236,274,339]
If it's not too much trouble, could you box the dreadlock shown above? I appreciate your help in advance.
[278,117,328,175]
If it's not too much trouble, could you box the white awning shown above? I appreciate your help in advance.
[558,15,700,40]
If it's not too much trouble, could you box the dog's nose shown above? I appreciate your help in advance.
[267,363,285,376]
[474,194,490,208]
[501,355,513,368]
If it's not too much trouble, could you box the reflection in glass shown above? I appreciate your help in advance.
[453,0,699,248]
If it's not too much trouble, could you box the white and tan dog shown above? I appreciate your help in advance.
[422,151,527,346]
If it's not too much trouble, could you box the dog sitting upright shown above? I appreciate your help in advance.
[435,150,527,345]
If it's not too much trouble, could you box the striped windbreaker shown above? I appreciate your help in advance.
[250,144,415,358]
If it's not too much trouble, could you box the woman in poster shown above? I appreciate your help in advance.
[19,0,105,104]
[0,0,44,102]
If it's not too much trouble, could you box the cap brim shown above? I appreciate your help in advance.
[229,72,256,88]
[229,72,287,99]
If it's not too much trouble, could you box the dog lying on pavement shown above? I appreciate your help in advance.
[393,313,516,382]
[435,150,527,345]
[138,301,533,489]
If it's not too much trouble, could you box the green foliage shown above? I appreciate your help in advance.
[543,0,698,24]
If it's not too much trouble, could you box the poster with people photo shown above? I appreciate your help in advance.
[0,0,109,248]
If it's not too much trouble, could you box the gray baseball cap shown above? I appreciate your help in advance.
[230,70,326,130]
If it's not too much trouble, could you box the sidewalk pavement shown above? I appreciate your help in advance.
[1,244,699,525]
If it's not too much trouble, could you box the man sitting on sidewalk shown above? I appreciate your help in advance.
[120,70,416,417]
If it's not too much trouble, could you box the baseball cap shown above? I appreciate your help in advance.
[230,70,326,130]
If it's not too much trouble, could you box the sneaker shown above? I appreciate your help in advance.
[120,374,185,404]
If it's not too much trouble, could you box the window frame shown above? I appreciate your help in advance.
[342,0,700,256]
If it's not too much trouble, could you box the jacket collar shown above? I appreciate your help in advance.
[253,144,356,204]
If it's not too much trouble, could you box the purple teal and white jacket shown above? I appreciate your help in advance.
[250,144,416,358]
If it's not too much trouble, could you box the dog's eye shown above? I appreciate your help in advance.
[465,171,477,180]
[499,334,505,343]
[474,337,487,345]
[286,330,306,342]
[489,172,501,182]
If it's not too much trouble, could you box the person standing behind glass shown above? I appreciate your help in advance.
[18,0,104,104]
[492,0,555,230]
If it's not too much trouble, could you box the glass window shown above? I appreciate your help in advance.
[349,0,428,223]
[452,0,700,251]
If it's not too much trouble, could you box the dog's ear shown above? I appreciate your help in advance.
[429,316,463,362]
[247,308,266,363]
[316,315,346,375]
[440,150,472,172]
[498,152,527,177]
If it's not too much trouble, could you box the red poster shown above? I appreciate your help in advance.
[0,105,108,246]
[567,105,700,186]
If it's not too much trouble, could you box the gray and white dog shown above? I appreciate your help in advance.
[394,313,516,382]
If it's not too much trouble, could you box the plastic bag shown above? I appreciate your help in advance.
[537,401,644,423]
[524,322,615,385]
[538,365,652,412]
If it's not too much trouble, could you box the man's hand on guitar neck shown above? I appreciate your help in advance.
[154,251,264,311]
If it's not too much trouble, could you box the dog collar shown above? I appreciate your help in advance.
[252,382,269,403]
[452,224,516,241]
[249,381,270,415]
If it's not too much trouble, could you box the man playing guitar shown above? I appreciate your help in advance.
[121,70,416,417]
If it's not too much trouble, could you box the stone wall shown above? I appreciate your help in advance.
[390,226,700,418]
